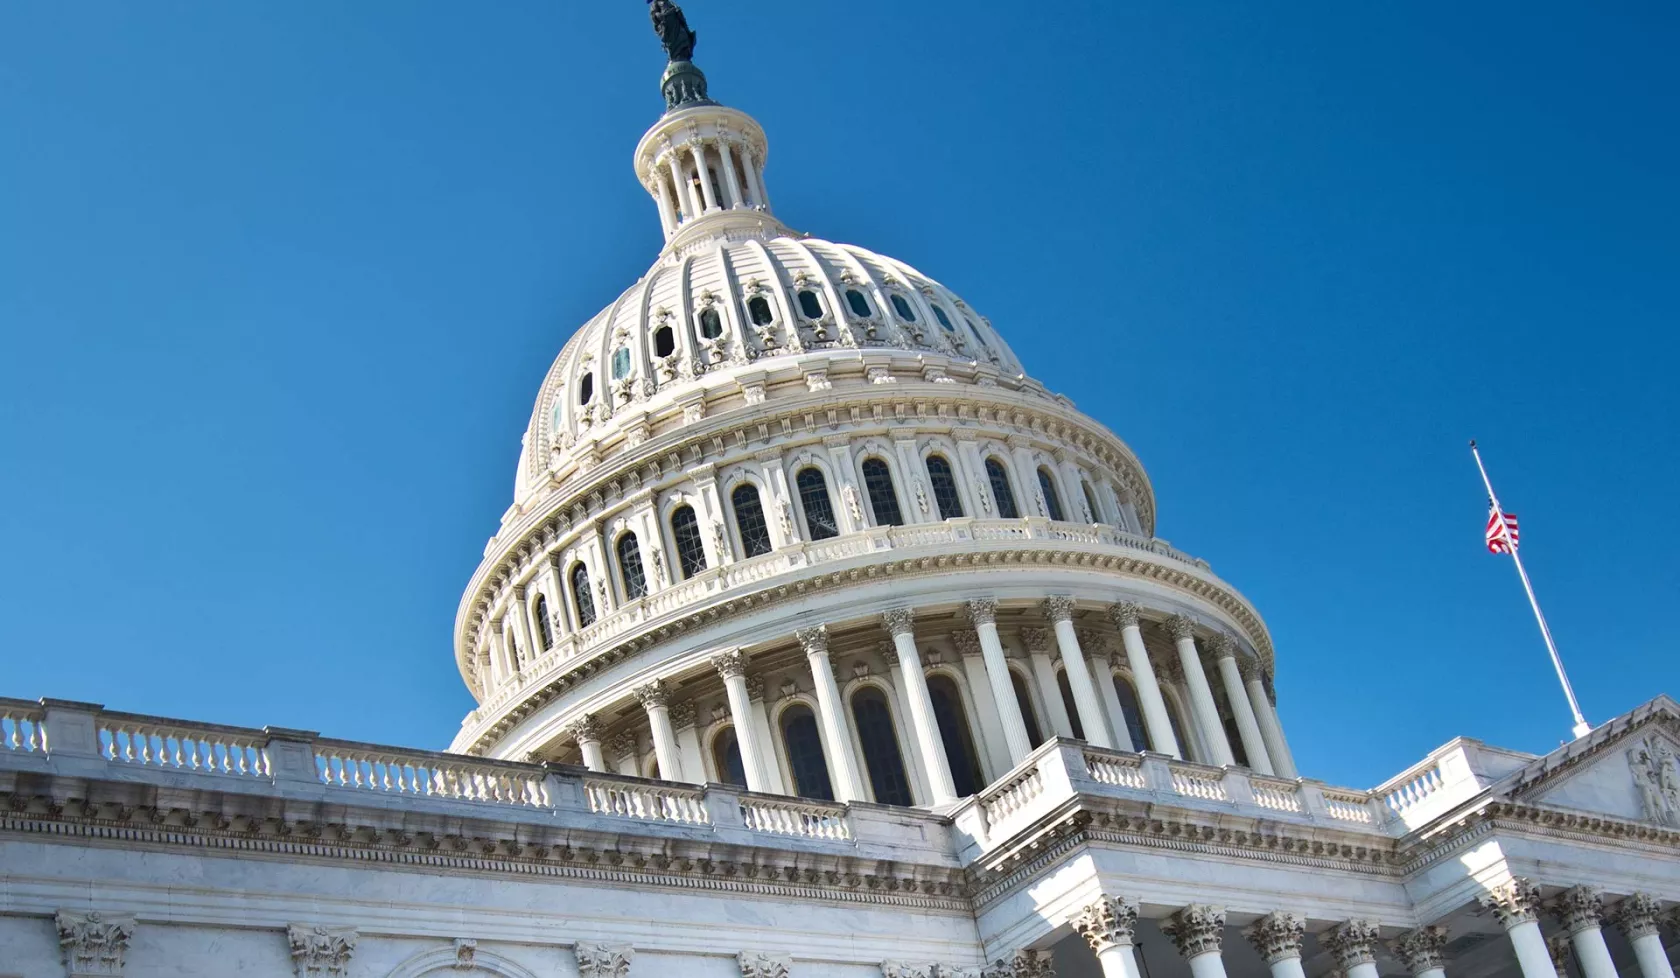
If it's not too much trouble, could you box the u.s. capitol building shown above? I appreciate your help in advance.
[5,7,1679,978]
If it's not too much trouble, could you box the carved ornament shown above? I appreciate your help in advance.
[1388,926,1449,976]
[1480,877,1544,928]
[287,923,358,977]
[1073,894,1138,953]
[1244,911,1305,964]
[56,910,136,978]
[1324,919,1382,969]
[575,942,635,978]
[1162,904,1226,958]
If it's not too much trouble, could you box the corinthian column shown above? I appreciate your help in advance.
[1045,597,1114,748]
[1391,926,1451,978]
[1108,602,1179,757]
[1209,634,1273,774]
[1074,895,1142,978]
[1551,887,1620,978]
[635,680,681,781]
[712,649,771,793]
[565,714,606,772]
[1245,912,1307,978]
[1166,615,1234,766]
[1611,894,1674,978]
[883,609,958,803]
[968,598,1033,762]
[1163,905,1229,978]
[1244,659,1296,777]
[797,625,867,803]
[1482,878,1557,978]
[1325,919,1384,978]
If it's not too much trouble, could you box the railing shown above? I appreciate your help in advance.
[1321,788,1377,824]
[1380,760,1446,815]
[740,797,852,840]
[1,700,44,753]
[1084,751,1147,789]
[316,741,550,807]
[1169,765,1229,802]
[979,766,1045,827]
[1250,777,1304,813]
[584,778,710,826]
[99,713,271,779]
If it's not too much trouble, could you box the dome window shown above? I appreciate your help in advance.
[747,295,775,326]
[653,325,676,358]
[611,347,632,380]
[578,373,594,405]
[569,563,596,628]
[616,532,647,600]
[730,483,773,558]
[670,504,708,579]
[1082,481,1102,523]
[1037,466,1067,521]
[845,289,872,318]
[931,304,955,331]
[860,458,904,527]
[797,289,824,320]
[890,294,916,322]
[985,457,1020,519]
[795,467,839,540]
[925,454,964,520]
[699,307,723,339]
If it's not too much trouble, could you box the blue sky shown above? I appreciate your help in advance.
[1,2,1674,790]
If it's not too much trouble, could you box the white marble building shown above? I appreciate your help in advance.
[5,9,1680,978]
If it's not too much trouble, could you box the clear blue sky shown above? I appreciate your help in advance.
[2,2,1675,789]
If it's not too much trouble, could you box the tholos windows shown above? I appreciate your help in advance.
[845,289,872,318]
[797,289,823,320]
[747,295,774,326]
[653,325,676,358]
[890,294,916,322]
[578,373,594,405]
[611,347,631,380]
[931,304,954,331]
[699,307,723,338]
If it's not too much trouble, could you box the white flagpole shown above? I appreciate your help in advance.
[1470,440,1592,739]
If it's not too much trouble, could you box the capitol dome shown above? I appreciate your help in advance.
[451,38,1295,809]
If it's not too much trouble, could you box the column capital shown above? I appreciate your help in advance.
[1549,885,1606,935]
[883,608,917,637]
[1019,627,1054,655]
[952,629,982,656]
[575,942,635,978]
[56,909,137,978]
[1245,911,1305,964]
[1609,892,1664,941]
[1547,933,1572,978]
[1073,895,1139,954]
[1481,877,1545,928]
[737,950,793,978]
[287,923,358,978]
[1162,904,1226,958]
[1389,926,1450,976]
[1165,614,1197,642]
[1238,657,1262,683]
[745,674,766,701]
[1108,601,1142,629]
[966,598,998,626]
[879,642,901,667]
[668,701,697,730]
[1077,628,1114,659]
[1325,919,1382,970]
[796,624,831,657]
[1010,950,1056,978]
[564,713,603,745]
[713,647,748,680]
[634,679,670,710]
[608,732,638,760]
[1043,595,1077,624]
[1208,633,1240,660]
[1153,651,1185,684]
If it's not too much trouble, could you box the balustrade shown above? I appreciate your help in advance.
[1084,750,1148,789]
[584,778,710,825]
[1249,777,1304,814]
[740,797,852,840]
[1321,788,1377,824]
[1,700,44,753]
[1170,764,1230,802]
[99,713,270,778]
[315,741,550,806]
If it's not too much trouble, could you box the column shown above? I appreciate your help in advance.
[796,625,868,803]
[1163,905,1230,978]
[488,623,511,684]
[1257,672,1299,775]
[1390,926,1451,978]
[1083,628,1135,751]
[1023,627,1075,738]
[954,630,1012,780]
[609,733,638,776]
[747,149,771,210]
[671,702,703,785]
[877,643,933,802]
[1074,895,1143,978]
[512,588,540,663]
[651,173,677,236]
[1166,615,1235,766]
[716,140,743,208]
[1243,660,1295,777]
[692,143,719,212]
[968,599,1033,762]
[884,609,958,804]
[1482,878,1558,978]
[1045,597,1114,748]
[1551,887,1621,978]
[1246,912,1308,978]
[666,152,694,222]
[540,558,568,633]
[712,649,772,793]
[1326,920,1383,978]
[1108,603,1180,758]
[1209,635,1274,774]
[745,675,788,795]
[1611,894,1674,978]
[1550,935,1574,978]
[565,714,606,772]
[635,680,682,782]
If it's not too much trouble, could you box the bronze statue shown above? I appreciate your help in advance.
[648,0,697,63]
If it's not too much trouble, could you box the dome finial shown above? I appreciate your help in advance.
[648,0,712,110]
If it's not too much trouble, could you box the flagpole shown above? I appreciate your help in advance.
[1470,440,1592,739]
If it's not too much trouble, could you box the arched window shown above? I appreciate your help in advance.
[616,532,647,600]
[747,295,774,326]
[796,467,839,540]
[1222,707,1250,767]
[1056,669,1086,740]
[578,372,594,405]
[699,307,723,339]
[860,458,903,526]
[1082,481,1102,524]
[925,455,964,520]
[1010,670,1046,747]
[711,727,748,788]
[797,289,824,320]
[1163,693,1194,763]
[1037,467,1066,521]
[532,595,554,650]
[845,289,872,318]
[670,505,707,579]
[569,563,595,627]
[931,304,955,331]
[1112,674,1149,752]
[731,483,773,558]
[927,676,984,797]
[986,458,1020,519]
[653,325,676,358]
[611,347,632,380]
[890,294,916,322]
[851,688,913,806]
[780,705,834,800]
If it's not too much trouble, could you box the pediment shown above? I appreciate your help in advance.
[1500,698,1680,828]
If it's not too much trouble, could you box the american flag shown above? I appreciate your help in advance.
[1486,503,1519,554]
